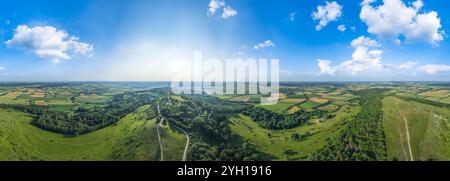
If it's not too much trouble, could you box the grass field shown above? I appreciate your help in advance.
[0,91,29,105]
[74,94,110,104]
[382,96,450,161]
[255,102,295,113]
[229,105,360,160]
[298,100,322,110]
[0,105,183,161]
[160,124,187,161]
[279,98,306,104]
[287,93,307,99]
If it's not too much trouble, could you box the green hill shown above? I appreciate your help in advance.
[383,96,450,161]
[0,105,185,161]
[229,105,360,160]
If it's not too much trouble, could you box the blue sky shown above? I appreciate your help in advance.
[0,0,449,81]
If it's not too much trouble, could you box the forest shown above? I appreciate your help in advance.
[242,105,330,130]
[159,95,262,161]
[311,89,387,160]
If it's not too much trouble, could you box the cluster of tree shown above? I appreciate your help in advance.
[0,104,46,115]
[241,106,328,130]
[397,95,450,108]
[311,89,387,161]
[38,92,160,135]
[159,95,262,161]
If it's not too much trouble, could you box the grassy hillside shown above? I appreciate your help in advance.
[0,105,185,161]
[160,124,188,161]
[229,105,360,160]
[382,96,450,161]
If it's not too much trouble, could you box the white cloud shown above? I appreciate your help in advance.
[317,36,443,78]
[312,1,343,31]
[221,6,237,19]
[418,64,450,75]
[207,0,237,19]
[360,0,444,46]
[0,66,4,71]
[289,12,296,22]
[351,36,379,47]
[413,0,423,10]
[338,24,346,32]
[397,61,418,70]
[254,40,275,50]
[318,59,337,76]
[207,0,225,15]
[5,25,93,63]
[317,36,384,76]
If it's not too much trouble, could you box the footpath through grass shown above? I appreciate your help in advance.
[383,96,450,161]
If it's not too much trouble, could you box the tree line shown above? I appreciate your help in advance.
[241,106,330,130]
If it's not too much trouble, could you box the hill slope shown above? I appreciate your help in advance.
[0,105,185,161]
[383,96,450,161]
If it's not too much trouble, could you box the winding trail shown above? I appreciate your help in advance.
[169,122,190,161]
[402,114,414,161]
[157,102,190,161]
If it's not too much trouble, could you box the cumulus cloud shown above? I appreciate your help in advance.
[254,40,275,50]
[318,59,337,76]
[221,6,237,19]
[340,36,383,75]
[317,36,384,76]
[312,1,343,31]
[317,36,427,77]
[207,0,237,19]
[208,0,225,15]
[5,25,93,63]
[337,24,346,32]
[418,64,450,75]
[360,0,444,46]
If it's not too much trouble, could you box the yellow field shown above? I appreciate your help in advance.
[286,106,301,114]
[1,91,21,98]
[34,100,48,106]
[420,90,449,98]
[280,98,306,104]
[31,93,46,98]
[272,93,287,100]
[310,98,329,104]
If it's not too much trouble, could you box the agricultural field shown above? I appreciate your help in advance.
[255,102,295,113]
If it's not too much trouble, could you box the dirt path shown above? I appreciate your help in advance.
[157,103,190,161]
[156,126,164,161]
[401,114,414,161]
[170,123,190,161]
